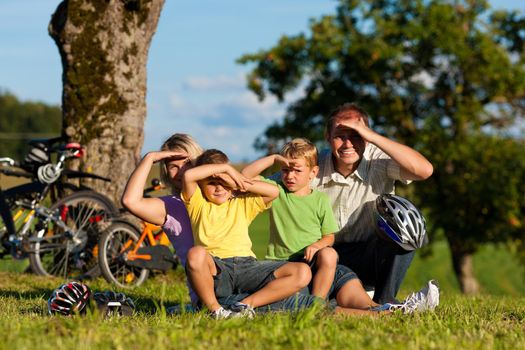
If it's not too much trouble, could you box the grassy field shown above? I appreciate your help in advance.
[0,269,524,350]
[1,185,525,349]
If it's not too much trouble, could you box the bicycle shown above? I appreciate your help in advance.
[3,137,113,200]
[0,141,119,278]
[98,179,178,288]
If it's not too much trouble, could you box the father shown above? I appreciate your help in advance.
[312,103,433,304]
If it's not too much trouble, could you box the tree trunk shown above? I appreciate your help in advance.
[449,241,480,295]
[49,0,165,204]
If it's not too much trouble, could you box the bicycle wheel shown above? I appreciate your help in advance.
[29,190,118,278]
[98,220,150,288]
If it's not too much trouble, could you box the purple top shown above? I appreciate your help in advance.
[160,195,197,304]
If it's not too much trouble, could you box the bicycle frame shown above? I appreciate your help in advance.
[9,197,94,251]
[123,222,165,261]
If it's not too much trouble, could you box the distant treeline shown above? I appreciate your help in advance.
[0,90,61,161]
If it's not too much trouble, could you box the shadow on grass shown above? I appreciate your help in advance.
[0,287,175,316]
[0,288,51,315]
[0,288,52,300]
[121,292,182,315]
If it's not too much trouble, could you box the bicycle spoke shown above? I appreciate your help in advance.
[30,191,116,277]
[76,203,97,231]
[98,222,149,287]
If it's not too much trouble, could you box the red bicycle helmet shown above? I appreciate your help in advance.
[48,281,91,316]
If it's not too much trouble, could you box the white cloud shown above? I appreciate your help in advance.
[210,126,233,137]
[145,72,307,161]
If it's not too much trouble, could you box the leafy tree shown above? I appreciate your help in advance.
[238,0,525,293]
[48,0,164,203]
[0,91,61,161]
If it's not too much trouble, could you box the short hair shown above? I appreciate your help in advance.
[326,103,370,137]
[196,149,229,166]
[280,138,317,168]
[159,133,203,193]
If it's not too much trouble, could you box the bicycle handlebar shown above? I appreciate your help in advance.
[1,140,105,184]
[0,158,32,178]
[0,167,33,178]
[0,157,15,166]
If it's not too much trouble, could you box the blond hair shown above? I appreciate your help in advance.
[280,138,317,168]
[159,133,203,193]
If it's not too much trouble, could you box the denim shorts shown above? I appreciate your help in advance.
[218,264,358,312]
[212,256,287,298]
[324,264,358,299]
[288,252,356,300]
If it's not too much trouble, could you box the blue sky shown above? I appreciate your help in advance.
[1,1,524,161]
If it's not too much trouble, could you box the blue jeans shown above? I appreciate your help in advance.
[218,264,357,312]
[334,236,415,304]
[212,256,287,298]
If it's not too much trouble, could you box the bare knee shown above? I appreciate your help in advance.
[297,263,312,287]
[275,262,312,289]
[316,247,338,268]
[186,246,208,271]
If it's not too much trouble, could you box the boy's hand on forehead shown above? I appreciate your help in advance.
[213,171,253,192]
[274,155,290,168]
[282,158,304,171]
[210,174,233,189]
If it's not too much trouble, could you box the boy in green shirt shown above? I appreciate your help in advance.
[242,138,339,299]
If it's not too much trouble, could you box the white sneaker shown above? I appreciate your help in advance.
[229,302,256,319]
[390,280,440,314]
[210,307,234,319]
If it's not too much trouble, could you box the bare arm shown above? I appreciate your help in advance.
[241,154,289,179]
[214,173,278,204]
[121,151,185,225]
[183,163,278,204]
[182,163,248,200]
[304,234,335,262]
[243,179,279,204]
[350,118,433,180]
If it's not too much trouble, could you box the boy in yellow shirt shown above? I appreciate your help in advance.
[182,149,311,318]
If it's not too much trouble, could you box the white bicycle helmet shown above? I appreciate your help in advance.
[48,281,91,316]
[375,194,428,251]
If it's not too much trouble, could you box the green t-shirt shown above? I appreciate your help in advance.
[265,180,339,260]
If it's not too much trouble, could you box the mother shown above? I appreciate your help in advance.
[121,133,203,306]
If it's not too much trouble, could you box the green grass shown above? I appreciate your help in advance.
[0,271,524,350]
[0,210,524,349]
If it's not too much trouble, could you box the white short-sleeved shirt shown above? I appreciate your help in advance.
[311,144,410,243]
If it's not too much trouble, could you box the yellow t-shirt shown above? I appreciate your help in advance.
[182,186,269,258]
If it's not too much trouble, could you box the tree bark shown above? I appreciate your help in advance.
[449,241,480,295]
[49,0,165,204]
